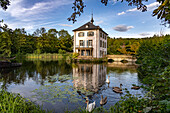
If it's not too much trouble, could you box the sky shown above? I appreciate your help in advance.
[0,0,169,38]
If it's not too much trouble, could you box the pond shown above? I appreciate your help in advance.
[0,60,145,112]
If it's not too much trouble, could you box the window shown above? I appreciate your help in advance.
[102,34,104,39]
[87,32,94,36]
[86,50,90,56]
[86,25,89,28]
[87,40,89,47]
[100,33,102,37]
[100,40,102,47]
[80,40,85,46]
[89,40,92,46]
[78,32,84,37]
[103,41,104,48]
[81,50,85,56]
[87,40,92,47]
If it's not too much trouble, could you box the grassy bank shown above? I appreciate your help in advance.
[0,90,49,113]
[25,53,72,61]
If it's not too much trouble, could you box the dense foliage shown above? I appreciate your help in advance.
[137,34,170,101]
[0,25,73,57]
[107,37,140,55]
[110,34,170,113]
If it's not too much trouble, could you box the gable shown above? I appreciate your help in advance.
[73,22,100,31]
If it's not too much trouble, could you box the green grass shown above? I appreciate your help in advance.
[25,53,72,61]
[0,90,50,113]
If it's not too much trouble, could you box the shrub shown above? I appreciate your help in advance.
[0,90,49,113]
[72,52,79,59]
[58,49,66,54]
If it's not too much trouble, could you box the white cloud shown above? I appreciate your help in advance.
[113,25,134,32]
[109,0,119,5]
[117,11,126,15]
[3,0,72,20]
[95,20,103,25]
[58,24,73,27]
[126,8,138,12]
[139,33,150,36]
[126,2,160,12]
[147,2,160,11]
[127,26,134,29]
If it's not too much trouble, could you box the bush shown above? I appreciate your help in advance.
[58,49,66,54]
[0,90,49,113]
[72,52,79,59]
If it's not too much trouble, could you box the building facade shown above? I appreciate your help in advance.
[72,64,107,92]
[73,17,108,59]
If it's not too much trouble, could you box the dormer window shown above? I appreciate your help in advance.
[86,25,89,28]
[87,32,94,36]
[78,32,84,37]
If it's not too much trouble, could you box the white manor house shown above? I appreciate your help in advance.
[73,16,108,59]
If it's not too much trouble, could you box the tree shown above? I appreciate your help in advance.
[68,0,170,26]
[58,29,73,52]
[47,29,59,53]
[0,31,12,57]
[12,28,27,54]
[0,0,10,10]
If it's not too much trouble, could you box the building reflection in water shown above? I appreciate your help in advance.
[72,64,107,93]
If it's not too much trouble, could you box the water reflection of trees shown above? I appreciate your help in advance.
[72,64,106,93]
[0,60,72,89]
[107,62,137,74]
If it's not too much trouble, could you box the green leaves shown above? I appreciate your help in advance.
[0,26,73,57]
[0,0,10,10]
[0,90,47,113]
[135,35,170,112]
[0,32,12,57]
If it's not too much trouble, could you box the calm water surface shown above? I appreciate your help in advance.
[0,60,145,112]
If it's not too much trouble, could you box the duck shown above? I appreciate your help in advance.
[131,86,140,90]
[86,97,95,112]
[112,84,123,91]
[113,88,123,94]
[100,95,107,106]
[106,76,110,84]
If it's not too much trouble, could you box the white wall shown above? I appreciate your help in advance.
[73,29,107,58]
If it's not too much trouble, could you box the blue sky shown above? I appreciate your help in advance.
[0,0,169,38]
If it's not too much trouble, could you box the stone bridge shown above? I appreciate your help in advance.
[107,55,137,62]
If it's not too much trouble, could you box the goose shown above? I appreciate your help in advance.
[106,76,110,84]
[100,95,107,106]
[131,86,140,90]
[112,84,123,91]
[113,88,123,94]
[86,97,95,112]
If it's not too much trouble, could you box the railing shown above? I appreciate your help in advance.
[75,45,93,48]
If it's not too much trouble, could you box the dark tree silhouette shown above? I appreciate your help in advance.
[0,0,10,10]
